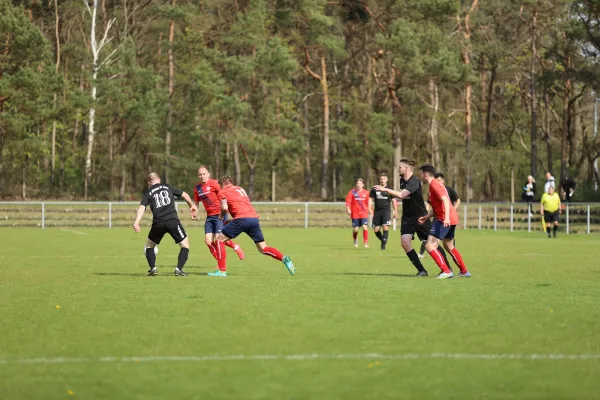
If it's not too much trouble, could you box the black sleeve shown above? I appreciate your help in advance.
[369,188,376,199]
[448,187,459,203]
[140,193,150,207]
[532,182,537,193]
[169,185,183,197]
[404,178,420,194]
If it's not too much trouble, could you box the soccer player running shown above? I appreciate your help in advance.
[369,173,397,250]
[417,165,471,279]
[345,178,370,248]
[212,176,295,276]
[133,172,197,276]
[540,185,561,238]
[374,159,450,277]
[418,172,460,258]
[193,166,245,276]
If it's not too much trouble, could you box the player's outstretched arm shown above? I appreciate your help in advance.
[133,205,146,233]
[180,192,198,218]
[374,185,410,200]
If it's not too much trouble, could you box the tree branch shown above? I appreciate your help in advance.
[304,47,322,81]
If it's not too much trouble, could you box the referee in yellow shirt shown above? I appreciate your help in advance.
[540,185,561,238]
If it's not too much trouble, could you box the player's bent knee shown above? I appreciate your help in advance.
[179,237,190,249]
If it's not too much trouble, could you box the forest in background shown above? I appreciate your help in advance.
[1,0,600,202]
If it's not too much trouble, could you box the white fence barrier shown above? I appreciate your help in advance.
[0,202,599,234]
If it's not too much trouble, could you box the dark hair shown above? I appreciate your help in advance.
[434,172,445,179]
[356,178,365,184]
[379,172,388,177]
[419,164,436,176]
[219,176,233,185]
[399,158,416,167]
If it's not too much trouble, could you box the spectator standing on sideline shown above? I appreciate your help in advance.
[561,175,576,204]
[522,175,536,216]
[544,172,555,193]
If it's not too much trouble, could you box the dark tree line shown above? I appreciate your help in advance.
[1,0,600,201]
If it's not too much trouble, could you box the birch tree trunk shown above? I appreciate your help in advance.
[83,0,116,199]
[164,0,176,183]
[429,79,439,167]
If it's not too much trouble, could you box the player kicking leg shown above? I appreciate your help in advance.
[214,218,295,276]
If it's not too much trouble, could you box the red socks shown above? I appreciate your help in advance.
[223,240,239,250]
[207,243,218,260]
[363,230,368,244]
[429,248,451,273]
[449,248,468,274]
[262,246,284,261]
[215,241,227,271]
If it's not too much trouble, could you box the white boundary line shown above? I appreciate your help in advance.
[2,353,600,365]
[60,228,89,235]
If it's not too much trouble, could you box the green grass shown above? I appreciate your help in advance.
[1,227,600,399]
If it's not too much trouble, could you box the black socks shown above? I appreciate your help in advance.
[406,249,426,272]
[145,247,156,269]
[177,248,189,270]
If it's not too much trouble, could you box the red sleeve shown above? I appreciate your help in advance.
[345,190,353,206]
[214,181,221,192]
[193,186,199,203]
[430,181,445,199]
[218,189,227,202]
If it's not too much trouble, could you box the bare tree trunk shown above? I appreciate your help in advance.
[569,99,578,168]
[303,96,312,192]
[83,0,116,199]
[320,55,329,200]
[545,91,553,173]
[530,8,538,177]
[233,140,241,184]
[304,49,329,200]
[108,119,114,192]
[392,123,402,190]
[51,0,61,189]
[429,79,439,167]
[22,156,27,200]
[164,0,176,183]
[560,77,571,183]
[215,137,220,178]
[458,0,478,202]
[485,64,496,146]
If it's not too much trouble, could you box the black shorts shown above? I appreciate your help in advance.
[372,210,392,227]
[401,218,431,241]
[543,211,559,223]
[148,219,188,245]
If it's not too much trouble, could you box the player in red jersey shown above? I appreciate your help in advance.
[345,178,370,248]
[192,166,244,275]
[211,176,295,276]
[417,164,470,279]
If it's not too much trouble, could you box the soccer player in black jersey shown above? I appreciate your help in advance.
[374,159,450,276]
[369,173,397,250]
[133,173,197,276]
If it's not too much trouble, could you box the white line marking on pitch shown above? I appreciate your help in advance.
[60,228,89,235]
[2,353,600,365]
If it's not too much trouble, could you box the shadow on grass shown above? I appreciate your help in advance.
[93,271,235,277]
[342,272,417,278]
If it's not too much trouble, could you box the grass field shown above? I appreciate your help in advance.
[1,227,600,399]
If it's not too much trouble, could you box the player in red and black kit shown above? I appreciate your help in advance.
[211,176,295,276]
[417,164,471,279]
[345,178,370,248]
[193,166,244,276]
